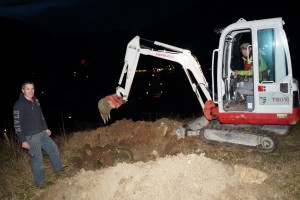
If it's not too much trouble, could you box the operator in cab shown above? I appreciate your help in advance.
[234,42,268,82]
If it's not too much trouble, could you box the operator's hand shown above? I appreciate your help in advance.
[46,129,52,136]
[234,70,238,76]
[22,141,30,149]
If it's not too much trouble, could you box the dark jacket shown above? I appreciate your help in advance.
[13,93,48,143]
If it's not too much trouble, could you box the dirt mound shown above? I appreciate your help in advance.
[37,118,297,199]
[66,118,188,169]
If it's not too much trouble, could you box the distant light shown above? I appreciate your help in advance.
[152,74,155,76]
[146,92,149,94]
[160,83,162,85]
[148,83,151,86]
[81,59,87,67]
[136,69,147,72]
[4,129,6,132]
[41,91,44,94]
[68,116,72,119]
[86,76,89,78]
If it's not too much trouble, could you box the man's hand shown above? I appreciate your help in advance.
[22,141,30,149]
[46,129,52,136]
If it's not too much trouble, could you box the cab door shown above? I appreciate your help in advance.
[255,27,294,115]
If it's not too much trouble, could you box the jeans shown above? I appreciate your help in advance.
[26,130,63,187]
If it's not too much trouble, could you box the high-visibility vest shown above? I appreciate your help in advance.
[238,55,268,81]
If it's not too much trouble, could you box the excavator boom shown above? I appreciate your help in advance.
[98,36,212,123]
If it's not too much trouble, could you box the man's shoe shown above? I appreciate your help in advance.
[62,165,68,171]
[37,184,46,189]
[55,165,68,174]
[55,165,68,178]
[37,181,53,188]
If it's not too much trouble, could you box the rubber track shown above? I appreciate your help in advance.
[199,121,279,153]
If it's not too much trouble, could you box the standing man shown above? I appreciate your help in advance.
[13,81,64,188]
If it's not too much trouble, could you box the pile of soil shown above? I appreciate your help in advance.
[38,118,292,199]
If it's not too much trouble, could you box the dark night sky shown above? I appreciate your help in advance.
[0,0,197,34]
[1,0,299,133]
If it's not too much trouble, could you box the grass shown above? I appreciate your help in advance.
[202,126,300,199]
[0,133,76,200]
[0,136,36,199]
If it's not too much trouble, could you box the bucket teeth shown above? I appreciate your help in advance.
[98,98,112,124]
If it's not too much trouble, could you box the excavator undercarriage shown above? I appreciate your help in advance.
[175,116,290,153]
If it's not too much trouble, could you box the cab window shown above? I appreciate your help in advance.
[257,28,288,82]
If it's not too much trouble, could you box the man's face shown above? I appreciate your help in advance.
[241,47,251,57]
[22,83,35,99]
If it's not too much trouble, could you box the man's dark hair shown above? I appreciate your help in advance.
[21,80,34,89]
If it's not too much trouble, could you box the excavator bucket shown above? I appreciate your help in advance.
[98,97,112,124]
[98,94,125,124]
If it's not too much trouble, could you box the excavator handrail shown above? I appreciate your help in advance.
[211,49,219,103]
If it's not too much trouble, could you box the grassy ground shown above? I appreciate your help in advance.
[0,134,76,200]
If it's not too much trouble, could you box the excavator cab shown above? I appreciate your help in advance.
[213,18,299,126]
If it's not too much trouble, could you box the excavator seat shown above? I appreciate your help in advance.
[233,76,254,103]
[236,81,253,95]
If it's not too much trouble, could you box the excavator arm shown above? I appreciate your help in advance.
[98,36,213,123]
